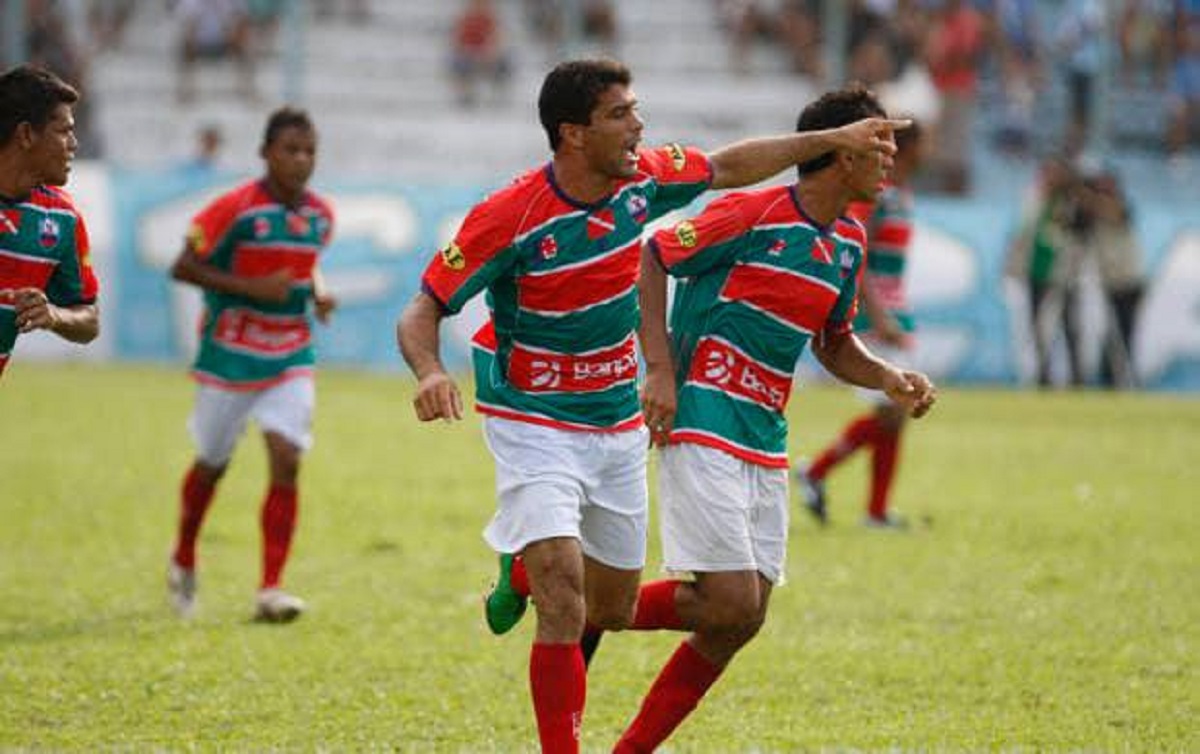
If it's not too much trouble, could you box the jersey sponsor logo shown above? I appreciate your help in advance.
[665,143,687,172]
[507,337,638,393]
[253,216,271,239]
[38,216,61,248]
[539,234,558,260]
[587,209,617,241]
[675,220,697,248]
[212,308,311,356]
[441,241,465,270]
[768,238,786,255]
[625,193,648,224]
[0,210,19,235]
[688,336,791,412]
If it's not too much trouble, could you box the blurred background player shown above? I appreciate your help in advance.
[794,119,926,529]
[0,63,99,380]
[609,87,935,752]
[397,57,906,754]
[165,107,336,623]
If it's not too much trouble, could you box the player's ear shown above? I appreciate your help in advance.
[15,121,36,149]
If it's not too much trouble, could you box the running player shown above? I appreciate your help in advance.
[166,107,336,623]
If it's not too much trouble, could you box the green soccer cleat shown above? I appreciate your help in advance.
[484,553,527,635]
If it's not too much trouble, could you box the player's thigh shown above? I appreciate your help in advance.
[657,443,758,574]
[482,418,589,555]
[579,427,649,570]
[188,384,255,465]
[252,376,314,453]
[747,463,790,585]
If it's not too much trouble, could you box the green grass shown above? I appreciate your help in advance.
[0,364,1196,751]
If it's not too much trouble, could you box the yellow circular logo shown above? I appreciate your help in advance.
[441,242,466,270]
[675,221,697,248]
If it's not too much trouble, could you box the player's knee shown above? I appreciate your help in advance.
[701,595,764,640]
[533,588,587,638]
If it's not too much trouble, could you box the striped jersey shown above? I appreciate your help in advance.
[650,185,865,468]
[850,182,915,335]
[0,186,99,379]
[186,180,334,390]
[421,145,712,431]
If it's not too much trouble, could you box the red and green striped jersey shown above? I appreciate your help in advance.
[650,186,865,468]
[0,186,99,380]
[421,145,712,431]
[850,182,915,334]
[186,180,334,390]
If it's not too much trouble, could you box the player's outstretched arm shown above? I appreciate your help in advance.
[12,288,98,343]
[636,244,676,446]
[397,291,463,422]
[812,330,936,418]
[170,246,292,303]
[707,117,910,190]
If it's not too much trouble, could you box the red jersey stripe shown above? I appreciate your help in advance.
[719,262,840,334]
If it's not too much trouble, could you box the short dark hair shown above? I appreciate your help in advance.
[538,58,632,152]
[0,64,79,147]
[261,106,314,149]
[794,84,886,177]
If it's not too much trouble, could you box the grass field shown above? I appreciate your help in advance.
[0,363,1196,751]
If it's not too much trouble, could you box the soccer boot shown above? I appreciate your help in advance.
[862,512,910,530]
[254,588,306,623]
[484,553,527,635]
[167,559,198,618]
[793,461,828,525]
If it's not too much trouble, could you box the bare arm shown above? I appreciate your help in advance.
[311,267,337,324]
[708,117,910,189]
[170,245,293,303]
[812,330,936,418]
[397,291,463,422]
[636,244,676,446]
[11,288,99,343]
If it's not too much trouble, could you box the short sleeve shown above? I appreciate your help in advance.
[649,192,750,278]
[420,194,521,315]
[44,201,99,307]
[638,144,713,221]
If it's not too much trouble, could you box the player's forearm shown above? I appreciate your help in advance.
[709,132,832,189]
[636,245,673,371]
[813,331,898,389]
[50,303,99,343]
[397,292,448,380]
[170,250,257,298]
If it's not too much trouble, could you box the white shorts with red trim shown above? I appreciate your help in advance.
[658,442,789,585]
[188,375,314,465]
[482,416,649,570]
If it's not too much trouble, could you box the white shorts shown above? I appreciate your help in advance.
[855,338,915,406]
[658,443,789,585]
[188,376,315,466]
[482,416,649,570]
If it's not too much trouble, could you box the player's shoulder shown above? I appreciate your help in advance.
[204,180,269,216]
[634,143,702,178]
[31,185,82,215]
[465,166,554,234]
[833,214,868,249]
[303,188,335,219]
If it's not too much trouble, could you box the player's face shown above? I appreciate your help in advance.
[29,104,77,187]
[847,130,895,201]
[581,84,643,179]
[264,125,317,196]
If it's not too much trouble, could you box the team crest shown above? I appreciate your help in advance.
[441,241,466,270]
[286,211,311,237]
[768,238,786,255]
[38,216,60,248]
[839,248,854,271]
[675,221,697,248]
[587,208,616,241]
[664,143,687,172]
[539,234,558,260]
[625,193,648,224]
[254,217,271,238]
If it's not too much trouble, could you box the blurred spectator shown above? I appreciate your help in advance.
[1077,165,1144,388]
[777,0,822,78]
[25,0,100,157]
[924,0,985,194]
[991,0,1042,155]
[1166,18,1200,155]
[450,0,512,108]
[176,0,256,104]
[177,124,224,178]
[1118,0,1171,87]
[1006,154,1086,388]
[88,0,136,52]
[581,0,618,51]
[1053,0,1104,149]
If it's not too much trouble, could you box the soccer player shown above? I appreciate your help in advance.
[794,121,927,529]
[613,86,936,752]
[165,107,336,623]
[397,58,907,753]
[0,64,98,379]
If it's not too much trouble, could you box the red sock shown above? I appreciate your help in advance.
[260,483,298,589]
[868,428,901,519]
[530,642,586,754]
[511,554,530,597]
[631,580,685,631]
[809,415,882,480]
[172,464,217,570]
[614,641,723,754]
